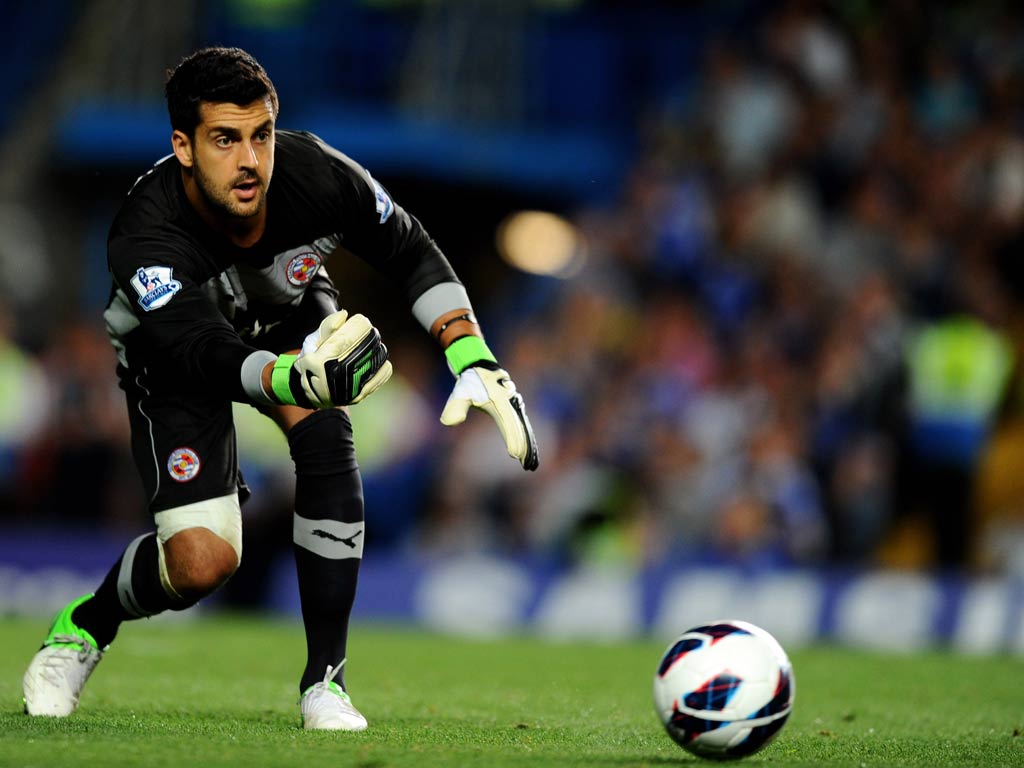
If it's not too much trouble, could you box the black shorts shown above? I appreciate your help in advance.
[120,275,339,514]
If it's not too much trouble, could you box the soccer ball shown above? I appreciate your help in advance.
[652,620,795,760]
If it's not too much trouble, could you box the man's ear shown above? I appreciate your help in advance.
[171,129,194,168]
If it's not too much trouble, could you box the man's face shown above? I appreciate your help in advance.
[176,98,276,220]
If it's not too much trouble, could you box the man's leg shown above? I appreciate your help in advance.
[72,511,239,644]
[24,381,243,717]
[270,405,367,730]
[75,533,177,648]
[23,514,240,716]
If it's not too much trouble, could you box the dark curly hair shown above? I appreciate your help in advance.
[165,47,279,135]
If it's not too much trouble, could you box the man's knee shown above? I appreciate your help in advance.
[153,492,243,603]
[162,527,239,601]
[287,408,358,475]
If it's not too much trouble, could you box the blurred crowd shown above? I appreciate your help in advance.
[419,1,1024,575]
[4,1,1024,579]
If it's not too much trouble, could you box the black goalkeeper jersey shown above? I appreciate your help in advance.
[104,129,457,402]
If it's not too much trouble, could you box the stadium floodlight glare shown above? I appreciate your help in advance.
[496,210,584,277]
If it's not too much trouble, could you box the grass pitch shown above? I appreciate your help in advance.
[0,614,1021,767]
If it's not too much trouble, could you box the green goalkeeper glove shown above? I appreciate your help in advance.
[440,336,539,471]
[271,310,392,408]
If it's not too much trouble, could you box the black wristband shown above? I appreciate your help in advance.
[435,312,477,341]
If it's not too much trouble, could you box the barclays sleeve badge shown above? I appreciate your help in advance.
[369,173,394,224]
[130,265,182,311]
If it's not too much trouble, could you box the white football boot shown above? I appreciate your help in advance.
[23,594,105,717]
[300,659,368,731]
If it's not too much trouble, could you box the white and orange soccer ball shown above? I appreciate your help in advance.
[653,620,795,760]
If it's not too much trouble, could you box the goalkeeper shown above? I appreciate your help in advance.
[22,47,538,730]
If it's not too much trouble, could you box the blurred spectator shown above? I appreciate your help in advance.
[0,308,50,514]
[765,0,854,98]
[703,41,799,181]
[915,47,979,142]
[895,311,1014,568]
[810,271,905,561]
[19,317,142,529]
[0,204,54,346]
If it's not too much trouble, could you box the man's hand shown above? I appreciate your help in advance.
[441,364,540,471]
[271,310,392,408]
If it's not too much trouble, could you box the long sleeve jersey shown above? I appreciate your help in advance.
[104,130,459,402]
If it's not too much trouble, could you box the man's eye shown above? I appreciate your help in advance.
[215,136,231,147]
[256,131,271,142]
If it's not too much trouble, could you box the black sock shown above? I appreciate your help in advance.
[288,410,364,694]
[72,533,180,648]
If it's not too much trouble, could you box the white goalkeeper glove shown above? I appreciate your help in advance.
[440,337,539,471]
[271,310,393,408]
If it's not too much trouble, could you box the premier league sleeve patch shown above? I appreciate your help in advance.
[130,265,182,311]
[367,172,394,223]
[167,447,201,482]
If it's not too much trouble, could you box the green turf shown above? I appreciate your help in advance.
[1,613,1021,767]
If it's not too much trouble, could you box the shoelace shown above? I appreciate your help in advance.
[39,635,96,686]
[50,633,92,653]
[322,658,346,686]
[51,633,98,661]
[301,658,349,708]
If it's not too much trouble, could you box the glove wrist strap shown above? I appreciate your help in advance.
[271,354,299,406]
[445,336,497,375]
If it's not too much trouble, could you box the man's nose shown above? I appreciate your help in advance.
[239,141,259,168]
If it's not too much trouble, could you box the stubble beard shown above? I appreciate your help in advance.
[194,160,266,220]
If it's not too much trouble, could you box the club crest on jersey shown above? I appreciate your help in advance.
[167,447,201,482]
[286,252,322,286]
[369,174,394,223]
[130,265,181,311]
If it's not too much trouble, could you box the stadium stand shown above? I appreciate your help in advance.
[3,3,1024,647]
